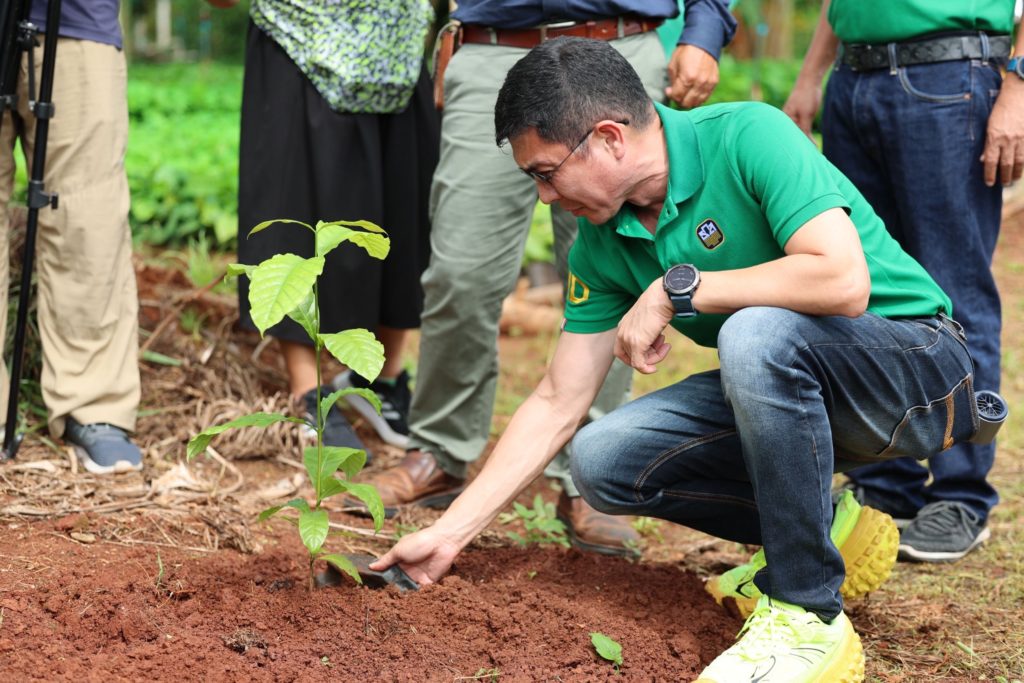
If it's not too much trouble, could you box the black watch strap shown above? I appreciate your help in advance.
[668,291,698,318]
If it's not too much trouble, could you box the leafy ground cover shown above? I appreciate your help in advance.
[126,62,242,248]
[0,194,1022,680]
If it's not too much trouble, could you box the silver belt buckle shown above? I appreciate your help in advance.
[538,20,577,42]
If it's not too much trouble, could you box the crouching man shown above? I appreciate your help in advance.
[372,37,977,681]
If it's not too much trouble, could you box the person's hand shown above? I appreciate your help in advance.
[666,44,719,109]
[614,278,675,373]
[783,81,822,141]
[369,526,462,586]
[981,77,1024,187]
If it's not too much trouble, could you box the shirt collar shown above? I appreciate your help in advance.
[610,101,705,240]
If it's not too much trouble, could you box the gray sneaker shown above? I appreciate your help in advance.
[64,418,143,474]
[898,501,990,562]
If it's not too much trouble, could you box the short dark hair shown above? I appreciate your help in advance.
[494,37,655,149]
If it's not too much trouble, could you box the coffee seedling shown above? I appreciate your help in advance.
[187,219,389,590]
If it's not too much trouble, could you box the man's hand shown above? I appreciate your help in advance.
[783,80,822,141]
[369,527,462,586]
[614,277,675,373]
[666,44,719,109]
[981,77,1024,187]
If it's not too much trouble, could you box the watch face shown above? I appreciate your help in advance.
[665,265,697,293]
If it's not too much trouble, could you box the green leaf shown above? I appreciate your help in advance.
[320,387,382,421]
[342,482,385,533]
[284,498,312,514]
[141,349,182,367]
[303,446,366,499]
[286,291,318,342]
[318,218,387,234]
[225,262,255,280]
[590,633,623,667]
[258,505,282,521]
[320,329,384,383]
[506,531,527,546]
[248,254,325,335]
[256,499,309,523]
[318,476,346,500]
[321,553,363,585]
[315,224,390,260]
[213,213,236,244]
[247,218,313,238]
[298,509,330,555]
[187,412,305,460]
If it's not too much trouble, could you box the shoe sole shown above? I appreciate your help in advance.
[333,375,410,448]
[710,506,899,618]
[897,526,990,563]
[73,445,143,475]
[346,488,465,520]
[556,511,641,558]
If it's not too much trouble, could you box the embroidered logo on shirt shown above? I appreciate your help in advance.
[696,219,724,250]
[567,273,590,304]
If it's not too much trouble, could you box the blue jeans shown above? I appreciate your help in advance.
[821,59,1003,522]
[570,308,975,619]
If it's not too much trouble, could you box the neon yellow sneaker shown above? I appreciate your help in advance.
[706,491,898,617]
[695,595,865,683]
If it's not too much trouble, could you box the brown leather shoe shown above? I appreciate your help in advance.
[556,491,641,557]
[350,449,465,518]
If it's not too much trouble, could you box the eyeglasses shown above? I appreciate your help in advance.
[520,119,629,185]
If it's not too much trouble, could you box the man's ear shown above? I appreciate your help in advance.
[592,120,629,160]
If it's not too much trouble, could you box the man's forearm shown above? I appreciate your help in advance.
[794,0,839,87]
[429,384,588,547]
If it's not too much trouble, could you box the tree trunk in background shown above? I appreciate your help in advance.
[120,1,132,56]
[762,0,793,59]
[156,0,171,53]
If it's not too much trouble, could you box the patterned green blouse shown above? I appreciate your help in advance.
[252,0,434,114]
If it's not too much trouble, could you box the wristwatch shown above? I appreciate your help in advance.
[1009,56,1024,81]
[662,264,701,318]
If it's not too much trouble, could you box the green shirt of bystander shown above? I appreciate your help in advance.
[827,0,1015,44]
[563,102,952,347]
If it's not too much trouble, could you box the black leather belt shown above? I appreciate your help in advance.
[840,32,1011,71]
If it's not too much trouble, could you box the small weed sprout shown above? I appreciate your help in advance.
[187,219,389,590]
[590,632,623,673]
[631,516,664,543]
[497,493,569,547]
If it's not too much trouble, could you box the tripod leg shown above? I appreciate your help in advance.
[2,0,61,460]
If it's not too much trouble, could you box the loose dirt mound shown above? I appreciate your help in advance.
[0,527,739,681]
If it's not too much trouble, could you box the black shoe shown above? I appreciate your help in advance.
[332,370,411,448]
[301,387,370,458]
[898,501,990,563]
[64,417,143,475]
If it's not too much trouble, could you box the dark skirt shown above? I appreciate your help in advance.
[237,21,440,343]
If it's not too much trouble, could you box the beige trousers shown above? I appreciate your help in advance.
[0,38,139,437]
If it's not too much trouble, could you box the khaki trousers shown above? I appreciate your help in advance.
[0,38,138,437]
[409,32,667,493]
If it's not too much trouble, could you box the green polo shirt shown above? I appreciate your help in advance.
[828,0,1015,44]
[563,102,951,348]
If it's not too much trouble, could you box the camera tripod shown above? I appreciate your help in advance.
[0,0,62,460]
